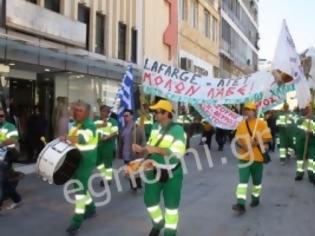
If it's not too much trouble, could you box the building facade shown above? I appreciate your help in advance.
[220,0,259,78]
[179,0,220,77]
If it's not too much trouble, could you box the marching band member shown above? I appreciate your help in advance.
[64,101,98,235]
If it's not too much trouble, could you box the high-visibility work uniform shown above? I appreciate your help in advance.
[276,111,294,161]
[0,122,18,148]
[137,114,154,141]
[69,119,98,228]
[234,119,272,206]
[145,122,186,236]
[0,121,21,209]
[294,116,315,181]
[94,118,118,181]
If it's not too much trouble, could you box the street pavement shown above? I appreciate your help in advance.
[1,141,315,236]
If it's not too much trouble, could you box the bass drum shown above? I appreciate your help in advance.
[36,139,81,185]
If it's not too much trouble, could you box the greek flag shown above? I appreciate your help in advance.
[117,65,134,127]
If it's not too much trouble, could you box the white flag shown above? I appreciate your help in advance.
[272,20,311,109]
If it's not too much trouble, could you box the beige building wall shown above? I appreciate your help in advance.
[36,0,139,62]
[179,0,220,75]
[27,0,173,66]
[142,0,172,65]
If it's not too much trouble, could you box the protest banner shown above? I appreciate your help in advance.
[194,104,243,130]
[142,58,275,105]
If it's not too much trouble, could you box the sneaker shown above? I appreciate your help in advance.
[232,204,246,214]
[6,202,22,210]
[250,200,260,207]
[66,224,80,236]
[149,227,161,236]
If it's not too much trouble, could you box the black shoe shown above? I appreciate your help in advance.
[232,204,246,214]
[295,173,304,181]
[149,227,161,236]
[84,210,96,220]
[66,225,80,236]
[250,200,260,207]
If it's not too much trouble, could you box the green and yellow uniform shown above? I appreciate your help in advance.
[276,111,295,161]
[94,118,118,181]
[295,116,315,181]
[0,121,18,147]
[235,118,272,205]
[69,118,98,228]
[137,114,154,141]
[145,122,186,236]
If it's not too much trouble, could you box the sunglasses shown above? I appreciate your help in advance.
[123,114,130,117]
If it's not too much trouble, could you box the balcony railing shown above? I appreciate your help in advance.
[221,2,257,47]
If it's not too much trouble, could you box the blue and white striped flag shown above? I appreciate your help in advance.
[117,65,134,127]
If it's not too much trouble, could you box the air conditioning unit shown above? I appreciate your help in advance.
[180,57,194,72]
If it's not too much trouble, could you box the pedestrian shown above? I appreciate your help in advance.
[132,100,186,236]
[94,105,118,186]
[276,103,294,164]
[118,109,146,191]
[215,128,226,151]
[0,108,22,212]
[232,102,272,214]
[265,110,277,152]
[26,105,47,162]
[294,105,315,183]
[63,101,98,236]
[53,96,69,138]
[201,120,214,150]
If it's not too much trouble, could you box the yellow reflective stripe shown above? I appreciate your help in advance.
[170,140,186,156]
[76,144,97,151]
[111,126,118,133]
[0,128,8,134]
[77,130,93,142]
[94,120,104,125]
[6,131,18,138]
[165,209,178,215]
[165,224,177,230]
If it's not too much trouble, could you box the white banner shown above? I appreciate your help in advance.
[194,104,243,130]
[143,58,275,105]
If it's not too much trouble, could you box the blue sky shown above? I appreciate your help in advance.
[259,0,315,60]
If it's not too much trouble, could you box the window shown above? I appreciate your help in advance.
[180,0,188,20]
[212,16,217,42]
[131,28,138,63]
[95,13,105,55]
[26,0,37,4]
[118,22,127,60]
[190,0,198,28]
[78,4,90,50]
[44,0,60,13]
[204,10,211,38]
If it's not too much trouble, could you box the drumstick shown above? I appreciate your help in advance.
[40,137,47,145]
